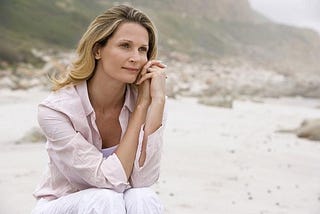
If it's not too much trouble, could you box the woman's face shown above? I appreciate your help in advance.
[95,22,149,84]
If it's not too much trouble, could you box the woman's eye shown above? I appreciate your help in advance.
[120,43,129,48]
[139,47,148,52]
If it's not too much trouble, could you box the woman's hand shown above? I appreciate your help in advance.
[136,60,167,100]
[135,60,160,107]
[136,78,151,107]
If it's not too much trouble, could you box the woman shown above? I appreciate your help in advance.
[31,4,167,214]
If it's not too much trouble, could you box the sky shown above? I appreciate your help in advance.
[249,0,320,33]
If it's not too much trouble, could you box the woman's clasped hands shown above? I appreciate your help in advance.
[135,60,167,106]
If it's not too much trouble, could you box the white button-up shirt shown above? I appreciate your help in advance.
[33,81,166,200]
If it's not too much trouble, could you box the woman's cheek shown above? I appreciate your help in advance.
[142,55,148,63]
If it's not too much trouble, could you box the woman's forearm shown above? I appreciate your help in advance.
[138,97,165,167]
[115,103,148,179]
[144,97,165,135]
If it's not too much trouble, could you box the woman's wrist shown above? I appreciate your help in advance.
[151,95,165,104]
[135,102,150,111]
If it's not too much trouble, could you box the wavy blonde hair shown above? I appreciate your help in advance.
[51,4,158,91]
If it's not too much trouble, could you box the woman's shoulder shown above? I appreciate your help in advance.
[42,85,77,105]
[39,83,86,117]
[38,82,89,124]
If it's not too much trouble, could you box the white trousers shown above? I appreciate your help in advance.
[31,188,163,214]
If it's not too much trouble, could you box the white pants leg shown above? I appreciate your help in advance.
[31,188,126,214]
[124,188,163,214]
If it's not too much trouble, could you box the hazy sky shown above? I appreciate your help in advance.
[249,0,320,33]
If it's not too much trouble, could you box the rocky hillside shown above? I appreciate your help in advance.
[0,0,106,64]
[1,0,320,103]
[131,0,257,22]
[1,0,320,74]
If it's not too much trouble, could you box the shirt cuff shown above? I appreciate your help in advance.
[134,123,164,171]
[101,153,129,192]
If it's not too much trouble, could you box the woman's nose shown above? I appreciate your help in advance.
[128,50,141,63]
[129,57,136,63]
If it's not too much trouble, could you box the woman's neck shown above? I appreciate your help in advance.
[87,71,126,113]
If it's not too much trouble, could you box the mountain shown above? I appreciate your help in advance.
[1,0,320,76]
[0,0,108,64]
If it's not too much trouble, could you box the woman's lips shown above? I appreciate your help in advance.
[122,67,139,73]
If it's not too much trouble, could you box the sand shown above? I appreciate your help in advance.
[1,89,320,214]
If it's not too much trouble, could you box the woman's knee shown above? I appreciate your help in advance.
[124,188,163,214]
[79,188,125,214]
[32,188,126,214]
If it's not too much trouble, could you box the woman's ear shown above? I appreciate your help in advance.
[93,44,102,60]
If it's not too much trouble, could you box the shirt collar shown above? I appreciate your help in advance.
[76,81,93,116]
[76,81,136,116]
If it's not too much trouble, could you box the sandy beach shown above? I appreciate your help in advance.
[1,89,320,214]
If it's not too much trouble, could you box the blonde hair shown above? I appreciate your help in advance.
[51,4,158,91]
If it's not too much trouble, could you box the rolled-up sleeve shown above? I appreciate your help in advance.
[130,104,167,187]
[38,105,129,193]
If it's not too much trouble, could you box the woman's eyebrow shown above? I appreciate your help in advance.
[118,39,132,43]
[118,39,148,47]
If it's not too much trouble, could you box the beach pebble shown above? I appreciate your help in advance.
[15,127,46,144]
[296,119,320,141]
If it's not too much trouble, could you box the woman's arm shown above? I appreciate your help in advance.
[114,100,149,179]
[114,60,165,179]
[130,101,167,187]
[138,97,165,166]
[136,64,167,167]
[129,63,167,187]
[38,105,129,192]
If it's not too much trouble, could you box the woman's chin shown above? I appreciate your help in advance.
[123,76,138,84]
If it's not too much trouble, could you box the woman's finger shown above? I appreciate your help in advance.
[146,67,167,78]
[146,66,166,73]
[136,73,154,85]
[141,60,166,75]
[141,60,160,75]
[137,69,167,84]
